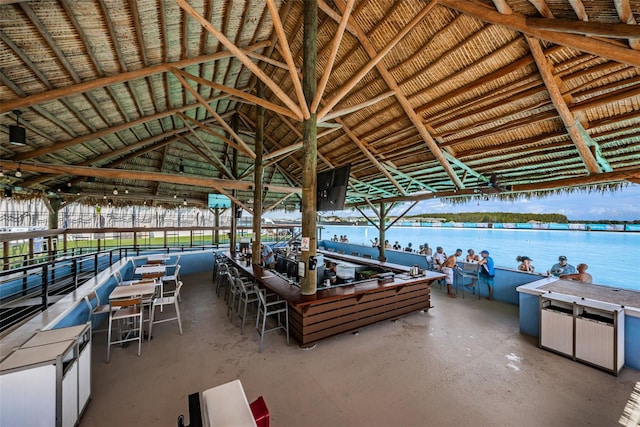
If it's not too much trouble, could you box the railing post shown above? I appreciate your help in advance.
[93,253,98,277]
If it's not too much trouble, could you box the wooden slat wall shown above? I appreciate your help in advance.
[289,281,430,345]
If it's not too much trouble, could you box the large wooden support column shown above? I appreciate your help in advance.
[300,0,318,296]
[378,203,386,262]
[252,82,265,264]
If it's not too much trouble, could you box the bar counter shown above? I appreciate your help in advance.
[226,252,445,346]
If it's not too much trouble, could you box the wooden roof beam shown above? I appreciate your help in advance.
[176,125,235,180]
[317,2,435,121]
[176,0,303,121]
[526,35,603,174]
[0,41,270,115]
[311,0,356,113]
[526,18,640,39]
[177,112,246,156]
[172,67,299,120]
[319,91,395,123]
[333,0,463,189]
[439,0,640,67]
[12,94,231,162]
[172,70,256,160]
[614,0,640,49]
[265,0,309,120]
[334,117,407,195]
[2,161,300,195]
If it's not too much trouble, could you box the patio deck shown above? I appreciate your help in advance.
[79,271,638,426]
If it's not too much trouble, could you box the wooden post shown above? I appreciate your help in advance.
[300,0,318,295]
[378,202,386,262]
[214,208,220,245]
[252,82,265,265]
[229,115,239,255]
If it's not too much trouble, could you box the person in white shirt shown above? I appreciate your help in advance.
[433,246,447,269]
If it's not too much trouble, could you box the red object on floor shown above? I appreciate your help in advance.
[250,396,270,427]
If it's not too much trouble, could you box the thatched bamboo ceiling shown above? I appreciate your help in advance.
[1,0,639,211]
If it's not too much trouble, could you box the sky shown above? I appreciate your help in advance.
[265,183,640,221]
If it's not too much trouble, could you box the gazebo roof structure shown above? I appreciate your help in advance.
[1,0,639,212]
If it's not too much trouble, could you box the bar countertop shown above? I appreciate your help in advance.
[226,252,444,308]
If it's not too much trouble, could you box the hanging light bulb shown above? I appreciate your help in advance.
[183,197,187,206]
[125,188,129,194]
[112,187,118,195]
[14,165,22,178]
[173,194,177,199]
[103,193,107,199]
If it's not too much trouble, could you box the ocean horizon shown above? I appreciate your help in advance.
[319,225,640,291]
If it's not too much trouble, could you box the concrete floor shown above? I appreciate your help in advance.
[80,271,639,427]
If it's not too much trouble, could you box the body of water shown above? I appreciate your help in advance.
[319,225,640,291]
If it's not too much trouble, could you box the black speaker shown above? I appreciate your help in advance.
[9,125,26,145]
[5,187,12,198]
[235,207,242,218]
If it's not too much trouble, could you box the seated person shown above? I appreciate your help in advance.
[384,240,391,249]
[260,243,276,269]
[404,242,413,252]
[422,244,432,256]
[466,249,479,263]
[550,255,576,276]
[393,241,401,250]
[478,250,495,300]
[371,237,379,247]
[517,255,535,273]
[560,263,592,283]
[433,247,447,269]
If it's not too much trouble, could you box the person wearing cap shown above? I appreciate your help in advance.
[441,249,463,298]
[550,256,576,277]
[478,250,495,300]
[517,255,535,273]
[560,263,592,283]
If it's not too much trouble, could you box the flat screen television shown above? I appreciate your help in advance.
[317,163,351,211]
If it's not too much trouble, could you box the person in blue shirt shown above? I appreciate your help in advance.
[260,243,275,269]
[478,250,495,300]
[549,255,576,277]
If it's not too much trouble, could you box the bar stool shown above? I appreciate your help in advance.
[254,284,289,353]
[226,272,242,318]
[236,278,258,335]
[215,262,229,297]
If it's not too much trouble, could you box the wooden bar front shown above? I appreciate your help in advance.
[227,253,445,346]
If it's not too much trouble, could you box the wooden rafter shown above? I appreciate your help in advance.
[176,124,235,180]
[12,95,231,162]
[0,41,270,114]
[172,67,299,120]
[311,0,356,113]
[317,2,435,121]
[333,0,464,190]
[614,0,640,50]
[526,18,640,39]
[1,161,299,195]
[265,0,309,120]
[176,0,303,121]
[525,35,603,174]
[319,91,395,123]
[439,0,640,67]
[176,112,246,155]
[172,70,256,159]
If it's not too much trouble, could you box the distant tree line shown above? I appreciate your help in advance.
[404,212,569,223]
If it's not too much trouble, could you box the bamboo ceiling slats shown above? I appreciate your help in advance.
[1,0,639,208]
